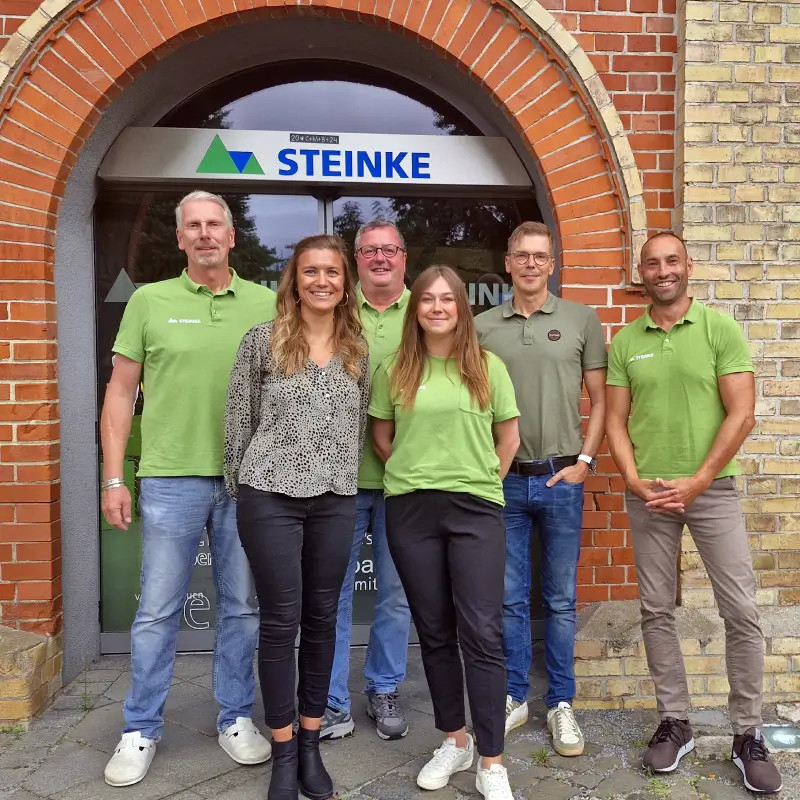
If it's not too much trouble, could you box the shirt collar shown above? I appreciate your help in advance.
[356,284,410,311]
[644,298,700,329]
[179,268,239,295]
[501,292,557,318]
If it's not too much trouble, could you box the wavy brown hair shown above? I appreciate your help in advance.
[391,265,491,411]
[271,234,366,379]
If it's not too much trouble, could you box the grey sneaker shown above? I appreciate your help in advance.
[319,706,355,741]
[366,692,409,740]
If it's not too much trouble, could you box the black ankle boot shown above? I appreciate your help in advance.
[297,727,333,800]
[268,736,299,800]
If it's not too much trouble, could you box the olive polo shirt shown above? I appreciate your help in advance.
[356,285,410,490]
[606,300,753,480]
[113,269,277,477]
[475,294,607,461]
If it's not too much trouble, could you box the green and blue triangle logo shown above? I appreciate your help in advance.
[196,134,264,175]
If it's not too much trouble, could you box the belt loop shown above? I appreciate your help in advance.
[547,457,555,475]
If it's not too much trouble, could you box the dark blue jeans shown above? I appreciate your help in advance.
[502,471,584,709]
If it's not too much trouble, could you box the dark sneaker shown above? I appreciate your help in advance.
[366,692,409,740]
[318,706,355,741]
[732,728,782,793]
[642,717,695,772]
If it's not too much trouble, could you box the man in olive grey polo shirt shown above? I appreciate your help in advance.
[475,221,607,758]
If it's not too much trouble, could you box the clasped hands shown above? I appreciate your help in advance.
[629,474,711,514]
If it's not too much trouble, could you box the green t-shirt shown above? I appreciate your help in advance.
[475,294,607,461]
[606,300,753,480]
[356,286,410,490]
[113,269,277,477]
[368,351,520,506]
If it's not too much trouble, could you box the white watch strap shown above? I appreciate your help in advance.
[577,454,593,465]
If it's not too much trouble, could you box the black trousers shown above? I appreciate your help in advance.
[237,485,356,729]
[385,490,507,757]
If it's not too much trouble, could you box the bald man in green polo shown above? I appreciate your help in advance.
[605,231,781,794]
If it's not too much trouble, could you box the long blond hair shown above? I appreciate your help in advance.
[271,235,366,379]
[391,265,490,410]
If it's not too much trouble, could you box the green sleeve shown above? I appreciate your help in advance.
[488,354,520,423]
[606,331,630,388]
[582,309,608,371]
[715,315,754,377]
[368,361,395,420]
[112,288,149,363]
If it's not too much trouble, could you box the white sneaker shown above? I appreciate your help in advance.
[104,731,157,787]
[417,734,475,790]
[218,717,272,764]
[476,763,514,799]
[504,695,528,735]
[547,701,584,756]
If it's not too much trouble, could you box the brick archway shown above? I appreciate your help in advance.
[0,0,646,634]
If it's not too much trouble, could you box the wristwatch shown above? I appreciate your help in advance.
[577,454,597,473]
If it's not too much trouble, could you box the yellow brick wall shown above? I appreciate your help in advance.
[675,0,800,607]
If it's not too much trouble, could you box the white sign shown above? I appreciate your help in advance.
[98,128,532,189]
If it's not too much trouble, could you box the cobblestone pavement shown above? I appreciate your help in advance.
[0,648,797,799]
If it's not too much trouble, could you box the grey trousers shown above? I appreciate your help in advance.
[627,477,763,733]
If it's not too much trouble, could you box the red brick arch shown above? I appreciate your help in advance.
[0,0,646,631]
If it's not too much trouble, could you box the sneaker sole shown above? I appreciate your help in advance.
[217,734,272,765]
[504,712,528,736]
[552,740,584,757]
[104,773,149,788]
[319,720,355,741]
[417,760,472,791]
[732,754,783,793]
[642,738,695,773]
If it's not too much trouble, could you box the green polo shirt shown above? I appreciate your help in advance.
[357,285,410,489]
[475,294,607,461]
[113,269,277,477]
[606,300,753,480]
[369,352,520,506]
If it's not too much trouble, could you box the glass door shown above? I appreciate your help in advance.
[328,195,548,635]
[95,190,321,653]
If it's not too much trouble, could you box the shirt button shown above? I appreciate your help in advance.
[665,338,670,342]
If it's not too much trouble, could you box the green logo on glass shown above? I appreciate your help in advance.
[197,135,264,175]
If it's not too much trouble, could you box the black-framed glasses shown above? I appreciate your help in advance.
[357,244,405,259]
[509,250,552,267]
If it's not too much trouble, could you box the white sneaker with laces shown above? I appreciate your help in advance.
[417,734,475,790]
[547,701,584,756]
[476,763,514,799]
[104,731,157,787]
[218,717,272,764]
[504,695,528,735]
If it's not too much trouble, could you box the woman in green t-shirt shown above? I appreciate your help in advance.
[370,266,520,800]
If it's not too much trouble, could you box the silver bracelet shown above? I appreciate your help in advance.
[102,478,126,491]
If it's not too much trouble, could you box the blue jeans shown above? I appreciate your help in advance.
[328,489,411,712]
[502,471,584,709]
[123,477,259,740]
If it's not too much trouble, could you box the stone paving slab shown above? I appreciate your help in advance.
[2,648,799,799]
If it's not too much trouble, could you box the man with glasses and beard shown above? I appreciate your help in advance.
[475,221,607,757]
[321,219,413,743]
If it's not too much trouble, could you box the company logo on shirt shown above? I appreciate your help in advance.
[628,353,654,363]
[168,318,202,324]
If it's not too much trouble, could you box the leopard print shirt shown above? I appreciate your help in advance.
[224,321,370,500]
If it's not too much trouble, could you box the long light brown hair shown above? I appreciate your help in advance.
[271,234,367,379]
[391,265,491,411]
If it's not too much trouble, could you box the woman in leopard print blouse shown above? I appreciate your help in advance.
[224,234,369,800]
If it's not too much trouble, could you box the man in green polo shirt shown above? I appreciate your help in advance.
[322,219,413,743]
[606,231,781,794]
[100,191,276,788]
[475,221,607,757]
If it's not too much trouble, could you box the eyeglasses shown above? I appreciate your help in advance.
[357,245,405,259]
[509,251,552,267]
